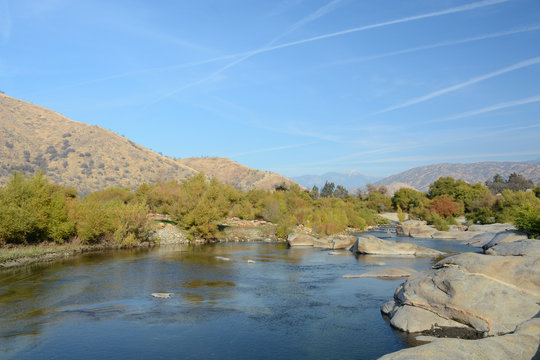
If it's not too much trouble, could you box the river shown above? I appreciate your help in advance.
[0,232,477,359]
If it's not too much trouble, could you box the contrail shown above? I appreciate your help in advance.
[375,55,540,114]
[151,0,509,103]
[426,94,540,124]
[149,0,344,104]
[334,24,540,65]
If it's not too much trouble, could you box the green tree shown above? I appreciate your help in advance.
[320,181,335,198]
[515,204,540,238]
[334,185,349,200]
[0,172,75,244]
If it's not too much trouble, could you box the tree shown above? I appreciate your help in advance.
[392,188,426,211]
[334,185,349,200]
[320,181,335,198]
[430,195,458,218]
[486,173,534,193]
[309,185,320,200]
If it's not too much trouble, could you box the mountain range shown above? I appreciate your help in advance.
[375,161,540,192]
[0,94,297,195]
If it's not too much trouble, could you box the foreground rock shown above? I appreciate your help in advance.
[383,252,540,336]
[378,318,540,360]
[343,267,417,279]
[351,235,443,257]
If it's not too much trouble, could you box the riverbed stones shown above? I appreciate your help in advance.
[150,224,189,245]
[287,233,317,246]
[378,318,540,360]
[343,267,417,280]
[384,252,540,336]
[350,235,443,257]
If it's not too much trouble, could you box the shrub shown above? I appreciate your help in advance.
[0,172,75,244]
[515,205,540,238]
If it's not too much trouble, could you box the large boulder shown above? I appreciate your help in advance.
[351,235,443,257]
[482,230,529,251]
[385,252,540,336]
[430,230,477,241]
[286,233,316,247]
[396,220,436,238]
[378,318,540,360]
[330,235,357,250]
[485,239,540,257]
[466,232,497,248]
[313,237,333,249]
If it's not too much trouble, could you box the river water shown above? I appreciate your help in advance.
[0,233,477,359]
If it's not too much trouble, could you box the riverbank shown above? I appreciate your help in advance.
[0,241,155,269]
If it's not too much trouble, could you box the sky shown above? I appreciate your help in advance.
[1,0,539,178]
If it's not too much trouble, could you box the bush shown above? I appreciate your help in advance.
[515,205,540,238]
[0,172,75,244]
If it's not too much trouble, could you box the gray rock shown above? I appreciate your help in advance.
[388,253,540,336]
[389,304,469,333]
[313,238,333,249]
[485,239,540,257]
[351,235,443,257]
[378,318,540,360]
[466,232,497,247]
[331,235,357,250]
[343,267,417,280]
[430,230,477,240]
[152,292,171,299]
[468,223,516,232]
[397,220,437,238]
[482,230,529,251]
[287,233,316,246]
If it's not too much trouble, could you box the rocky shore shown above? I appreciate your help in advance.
[376,224,540,359]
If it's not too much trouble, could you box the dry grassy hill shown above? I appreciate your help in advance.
[178,157,299,191]
[0,94,298,194]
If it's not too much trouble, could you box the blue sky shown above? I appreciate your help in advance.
[1,0,539,178]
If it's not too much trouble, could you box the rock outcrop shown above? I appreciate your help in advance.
[378,318,540,360]
[396,220,436,238]
[287,233,357,250]
[384,252,540,336]
[485,239,540,257]
[482,230,529,251]
[350,235,443,257]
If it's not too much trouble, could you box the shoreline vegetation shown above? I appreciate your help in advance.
[0,171,538,269]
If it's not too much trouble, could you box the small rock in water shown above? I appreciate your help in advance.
[328,251,339,255]
[152,292,171,299]
[215,256,230,261]
[247,259,255,263]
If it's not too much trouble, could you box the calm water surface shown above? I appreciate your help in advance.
[0,233,477,359]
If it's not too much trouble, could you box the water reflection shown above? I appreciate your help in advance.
[0,237,477,360]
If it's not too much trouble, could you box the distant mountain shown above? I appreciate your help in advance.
[0,94,298,194]
[291,171,381,191]
[376,161,540,192]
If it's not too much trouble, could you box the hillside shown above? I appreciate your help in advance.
[291,171,380,191]
[178,157,299,191]
[376,161,540,192]
[0,94,297,194]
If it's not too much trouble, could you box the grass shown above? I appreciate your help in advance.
[0,244,83,263]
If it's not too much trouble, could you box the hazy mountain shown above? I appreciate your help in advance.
[0,94,298,194]
[376,161,540,192]
[291,171,381,191]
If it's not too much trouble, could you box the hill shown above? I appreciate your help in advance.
[376,161,540,192]
[0,94,297,194]
[178,157,301,191]
[291,171,380,191]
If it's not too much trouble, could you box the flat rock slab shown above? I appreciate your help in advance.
[351,235,443,257]
[378,318,540,360]
[468,223,516,232]
[485,239,540,257]
[430,231,477,241]
[343,267,417,280]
